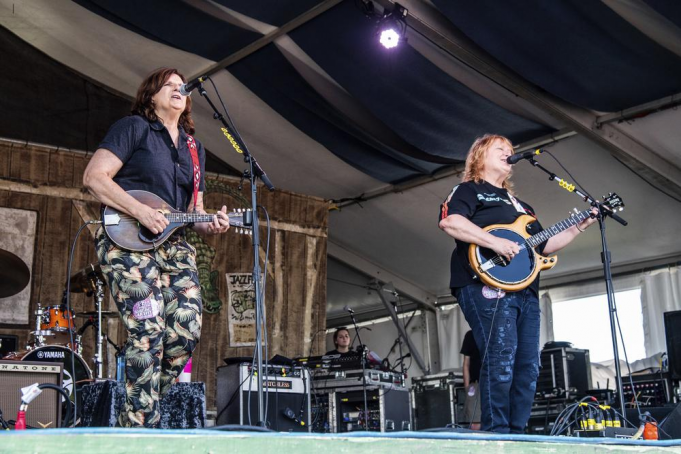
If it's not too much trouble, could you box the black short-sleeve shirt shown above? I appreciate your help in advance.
[98,115,206,212]
[439,180,545,293]
[460,330,481,383]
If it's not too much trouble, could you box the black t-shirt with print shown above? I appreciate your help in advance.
[439,180,545,293]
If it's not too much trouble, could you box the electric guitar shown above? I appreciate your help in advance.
[468,193,624,292]
[102,190,251,251]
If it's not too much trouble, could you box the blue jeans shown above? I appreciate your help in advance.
[454,283,541,433]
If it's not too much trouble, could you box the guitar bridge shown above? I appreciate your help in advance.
[480,259,496,272]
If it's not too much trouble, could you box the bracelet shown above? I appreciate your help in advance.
[575,224,585,233]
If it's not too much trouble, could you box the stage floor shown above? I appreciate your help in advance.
[1,429,680,453]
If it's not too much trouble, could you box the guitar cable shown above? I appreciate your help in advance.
[467,292,502,430]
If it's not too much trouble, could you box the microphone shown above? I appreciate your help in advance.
[179,75,208,96]
[343,305,354,314]
[506,148,545,165]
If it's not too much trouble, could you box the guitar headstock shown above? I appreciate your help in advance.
[229,208,253,235]
[603,192,624,212]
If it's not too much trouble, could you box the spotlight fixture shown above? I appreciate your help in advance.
[376,3,408,49]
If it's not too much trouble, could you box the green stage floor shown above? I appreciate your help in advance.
[1,429,680,454]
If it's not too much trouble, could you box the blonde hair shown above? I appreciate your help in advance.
[462,134,514,193]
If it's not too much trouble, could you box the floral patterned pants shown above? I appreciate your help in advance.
[95,227,202,428]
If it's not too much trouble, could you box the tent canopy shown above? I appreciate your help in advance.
[2,0,681,321]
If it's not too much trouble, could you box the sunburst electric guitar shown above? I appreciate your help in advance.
[102,190,252,251]
[468,193,624,292]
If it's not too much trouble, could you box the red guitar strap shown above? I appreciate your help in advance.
[186,134,200,210]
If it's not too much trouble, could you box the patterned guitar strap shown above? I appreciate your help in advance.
[186,134,200,210]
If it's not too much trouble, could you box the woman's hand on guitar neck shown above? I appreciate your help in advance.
[490,236,520,262]
[135,204,170,235]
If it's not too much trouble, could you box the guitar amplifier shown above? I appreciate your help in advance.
[537,347,591,398]
[329,387,411,433]
[0,360,63,429]
[410,372,461,430]
[216,363,311,432]
[664,310,681,380]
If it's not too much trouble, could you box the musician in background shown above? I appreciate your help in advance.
[438,134,596,433]
[325,327,358,356]
[83,67,231,428]
[460,329,481,430]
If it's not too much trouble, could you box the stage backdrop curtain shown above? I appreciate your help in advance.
[539,291,555,349]
[640,266,681,357]
[436,305,469,371]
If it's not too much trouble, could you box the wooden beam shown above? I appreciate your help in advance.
[187,0,344,80]
[0,178,95,201]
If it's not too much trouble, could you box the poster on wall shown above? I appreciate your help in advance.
[0,208,38,324]
[226,273,263,347]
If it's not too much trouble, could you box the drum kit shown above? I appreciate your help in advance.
[1,250,119,400]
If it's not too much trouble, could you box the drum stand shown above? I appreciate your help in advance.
[93,276,105,380]
[30,302,53,349]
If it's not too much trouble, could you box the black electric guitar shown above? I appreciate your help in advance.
[468,193,624,292]
[102,190,251,251]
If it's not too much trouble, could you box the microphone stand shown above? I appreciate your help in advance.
[196,83,274,426]
[347,309,370,431]
[525,158,628,420]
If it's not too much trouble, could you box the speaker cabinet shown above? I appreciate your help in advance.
[660,403,681,440]
[664,310,681,380]
[0,360,62,428]
[216,363,311,432]
[537,347,591,397]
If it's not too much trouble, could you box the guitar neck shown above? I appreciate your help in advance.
[525,210,591,248]
[165,212,216,224]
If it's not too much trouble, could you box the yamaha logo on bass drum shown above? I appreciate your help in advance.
[36,350,66,360]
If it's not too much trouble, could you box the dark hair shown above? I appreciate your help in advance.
[131,67,195,134]
[333,327,350,347]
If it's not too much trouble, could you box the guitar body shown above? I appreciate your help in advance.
[103,190,186,251]
[468,215,557,292]
[102,190,249,251]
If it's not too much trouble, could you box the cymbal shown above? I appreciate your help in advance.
[76,311,117,319]
[69,263,106,293]
[0,249,30,298]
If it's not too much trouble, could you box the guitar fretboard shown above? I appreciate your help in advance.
[165,213,217,224]
[524,210,591,249]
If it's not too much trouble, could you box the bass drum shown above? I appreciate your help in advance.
[5,345,92,404]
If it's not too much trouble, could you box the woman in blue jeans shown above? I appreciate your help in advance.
[438,134,596,433]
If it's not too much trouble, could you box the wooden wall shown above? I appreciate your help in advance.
[0,140,328,410]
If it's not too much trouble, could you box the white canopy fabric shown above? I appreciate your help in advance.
[1,0,681,321]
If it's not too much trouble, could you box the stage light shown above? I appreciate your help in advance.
[379,27,401,49]
[375,3,408,49]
